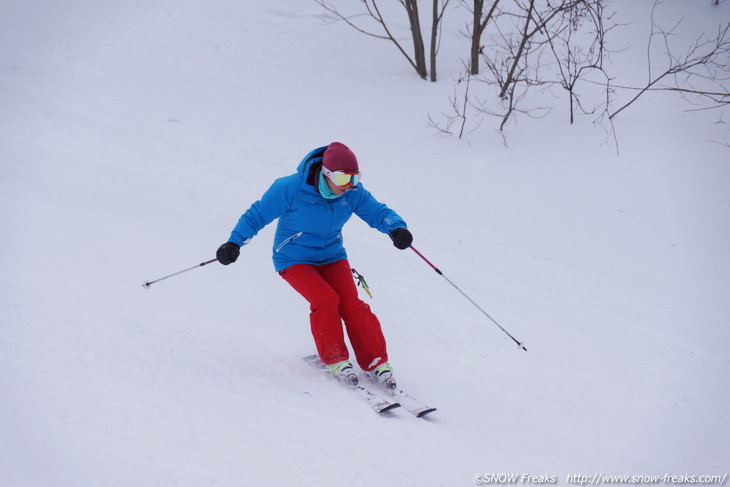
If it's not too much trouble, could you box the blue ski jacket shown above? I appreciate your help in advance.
[228,146,407,272]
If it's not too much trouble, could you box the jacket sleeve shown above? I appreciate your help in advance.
[228,176,295,246]
[352,185,407,234]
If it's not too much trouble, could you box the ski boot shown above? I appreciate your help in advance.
[365,362,396,390]
[329,360,359,386]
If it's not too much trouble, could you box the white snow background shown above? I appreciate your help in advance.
[1,1,729,486]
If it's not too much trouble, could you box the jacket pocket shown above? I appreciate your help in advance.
[275,231,303,253]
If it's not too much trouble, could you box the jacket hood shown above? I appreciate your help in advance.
[296,146,328,178]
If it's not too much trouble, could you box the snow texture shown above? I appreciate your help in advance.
[1,1,728,486]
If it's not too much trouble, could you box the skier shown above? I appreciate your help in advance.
[216,142,413,388]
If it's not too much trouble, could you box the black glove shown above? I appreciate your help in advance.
[389,228,413,250]
[216,242,240,265]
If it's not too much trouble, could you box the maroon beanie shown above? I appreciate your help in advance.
[323,142,359,172]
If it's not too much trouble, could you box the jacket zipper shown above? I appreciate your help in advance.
[275,231,303,252]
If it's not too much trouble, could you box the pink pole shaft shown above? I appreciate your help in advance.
[409,246,442,275]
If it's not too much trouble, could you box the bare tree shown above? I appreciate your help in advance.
[463,0,502,75]
[401,0,428,79]
[495,0,590,100]
[484,43,554,130]
[542,0,615,123]
[430,0,453,82]
[314,0,450,81]
[609,3,730,120]
[467,0,599,130]
[427,63,478,136]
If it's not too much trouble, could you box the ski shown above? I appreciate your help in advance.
[387,388,437,418]
[361,378,436,417]
[303,354,401,414]
[351,385,401,414]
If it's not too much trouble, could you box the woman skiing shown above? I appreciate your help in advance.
[216,142,413,388]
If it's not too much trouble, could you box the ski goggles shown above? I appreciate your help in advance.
[323,167,361,187]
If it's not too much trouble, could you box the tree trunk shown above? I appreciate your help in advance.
[430,0,439,81]
[471,0,484,75]
[403,0,428,79]
[471,0,501,75]
[498,0,535,99]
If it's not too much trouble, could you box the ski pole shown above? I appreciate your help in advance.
[142,258,218,289]
[409,246,527,351]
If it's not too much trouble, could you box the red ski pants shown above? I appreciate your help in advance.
[279,259,388,371]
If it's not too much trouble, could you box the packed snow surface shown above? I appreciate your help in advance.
[1,1,728,486]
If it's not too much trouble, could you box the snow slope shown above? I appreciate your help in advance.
[1,1,728,486]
